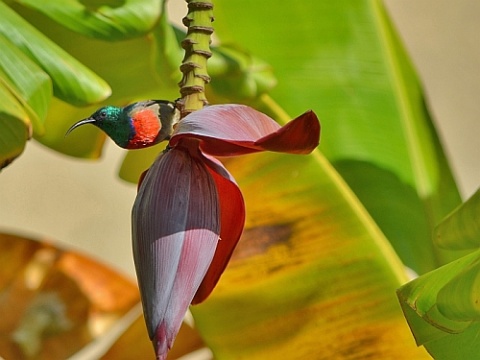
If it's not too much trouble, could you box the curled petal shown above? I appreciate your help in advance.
[132,146,220,359]
[192,154,246,304]
[253,110,320,154]
[170,104,320,156]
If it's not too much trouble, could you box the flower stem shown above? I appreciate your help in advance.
[178,0,214,117]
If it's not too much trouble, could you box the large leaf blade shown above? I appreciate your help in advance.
[192,151,430,359]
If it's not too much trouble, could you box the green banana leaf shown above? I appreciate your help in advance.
[212,0,463,274]
[0,30,50,168]
[15,0,162,40]
[397,189,480,359]
[0,84,30,169]
[0,34,51,136]
[434,189,480,250]
[0,2,111,106]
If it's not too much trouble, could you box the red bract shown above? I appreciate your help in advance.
[132,104,320,359]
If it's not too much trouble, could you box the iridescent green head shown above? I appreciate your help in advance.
[66,105,133,148]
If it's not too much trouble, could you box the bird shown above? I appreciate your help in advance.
[66,100,180,149]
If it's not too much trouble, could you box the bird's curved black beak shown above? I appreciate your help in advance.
[65,118,96,136]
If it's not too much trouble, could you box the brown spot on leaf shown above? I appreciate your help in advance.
[232,223,293,261]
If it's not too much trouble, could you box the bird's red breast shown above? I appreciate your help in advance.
[128,109,162,149]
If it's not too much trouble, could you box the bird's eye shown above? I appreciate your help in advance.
[96,110,107,121]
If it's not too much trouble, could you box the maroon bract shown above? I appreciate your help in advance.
[131,104,320,359]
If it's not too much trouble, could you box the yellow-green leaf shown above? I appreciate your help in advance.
[192,151,430,359]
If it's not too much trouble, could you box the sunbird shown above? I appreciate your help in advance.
[66,100,180,149]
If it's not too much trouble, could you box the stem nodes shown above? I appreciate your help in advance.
[178,0,214,117]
